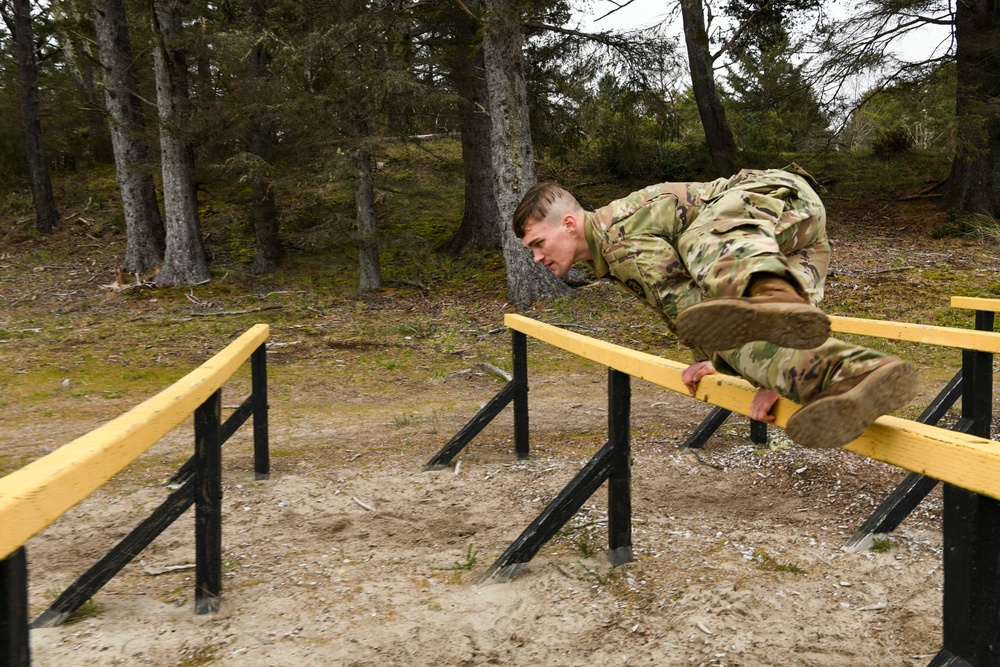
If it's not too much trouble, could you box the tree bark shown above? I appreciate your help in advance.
[442,0,501,255]
[354,141,383,292]
[150,0,210,286]
[8,0,60,233]
[93,0,165,279]
[53,1,113,164]
[942,0,1000,217]
[680,0,740,176]
[482,0,572,310]
[245,0,281,275]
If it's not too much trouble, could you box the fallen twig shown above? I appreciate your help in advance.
[141,561,196,576]
[353,496,374,511]
[686,449,725,470]
[477,362,512,382]
[869,266,915,275]
[189,305,285,317]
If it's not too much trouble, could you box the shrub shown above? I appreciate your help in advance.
[872,128,914,157]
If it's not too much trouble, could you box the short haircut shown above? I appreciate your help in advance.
[512,181,581,238]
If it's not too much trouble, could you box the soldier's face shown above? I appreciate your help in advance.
[522,217,577,278]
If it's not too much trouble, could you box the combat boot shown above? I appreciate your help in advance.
[674,273,831,352]
[785,358,920,449]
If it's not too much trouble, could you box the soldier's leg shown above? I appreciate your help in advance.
[675,179,831,351]
[717,339,919,449]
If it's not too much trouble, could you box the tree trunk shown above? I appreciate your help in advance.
[53,2,113,164]
[354,142,382,292]
[9,0,60,233]
[482,0,571,310]
[442,1,501,255]
[245,0,281,275]
[680,0,740,176]
[942,0,1000,216]
[150,0,210,286]
[93,0,165,279]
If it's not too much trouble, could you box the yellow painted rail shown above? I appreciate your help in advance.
[0,324,270,561]
[505,314,1000,502]
[952,296,1000,312]
[828,315,1000,352]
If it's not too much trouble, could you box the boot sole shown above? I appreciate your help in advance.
[785,360,920,449]
[675,299,831,351]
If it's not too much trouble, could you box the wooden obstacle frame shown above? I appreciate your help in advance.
[681,296,1000,552]
[0,325,271,667]
[423,298,1000,667]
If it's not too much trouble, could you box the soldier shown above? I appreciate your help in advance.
[512,167,919,450]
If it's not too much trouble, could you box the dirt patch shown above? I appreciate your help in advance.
[4,176,999,666]
[22,367,954,667]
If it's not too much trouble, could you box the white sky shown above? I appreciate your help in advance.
[574,0,952,62]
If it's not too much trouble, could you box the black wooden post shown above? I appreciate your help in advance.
[195,389,223,614]
[1,548,30,667]
[607,369,632,566]
[251,343,270,480]
[422,329,529,470]
[962,310,994,438]
[934,310,997,667]
[512,330,529,460]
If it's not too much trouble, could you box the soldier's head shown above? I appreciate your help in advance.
[513,182,590,279]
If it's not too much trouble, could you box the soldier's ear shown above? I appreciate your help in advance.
[562,212,579,234]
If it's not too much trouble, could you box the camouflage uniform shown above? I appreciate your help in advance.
[583,167,888,404]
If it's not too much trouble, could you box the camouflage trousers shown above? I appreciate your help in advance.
[714,339,890,405]
[680,167,830,303]
[679,168,888,403]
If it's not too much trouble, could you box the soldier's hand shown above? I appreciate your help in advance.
[749,388,779,423]
[682,360,716,396]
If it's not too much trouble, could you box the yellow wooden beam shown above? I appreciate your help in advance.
[828,315,1000,353]
[0,324,269,561]
[951,296,1000,313]
[505,314,1000,501]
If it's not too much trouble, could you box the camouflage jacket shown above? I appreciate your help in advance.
[583,181,706,328]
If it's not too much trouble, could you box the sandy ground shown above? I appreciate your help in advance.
[8,199,999,666]
[18,366,958,667]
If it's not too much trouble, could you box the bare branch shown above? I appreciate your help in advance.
[523,21,624,48]
[452,0,476,22]
[593,0,643,24]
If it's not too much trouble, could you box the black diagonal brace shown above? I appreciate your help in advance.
[422,380,517,470]
[31,478,195,628]
[681,406,732,450]
[477,438,617,584]
[846,311,990,550]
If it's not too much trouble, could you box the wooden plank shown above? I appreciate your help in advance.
[828,315,1000,353]
[505,314,792,419]
[504,314,1000,501]
[951,296,1000,313]
[0,324,270,561]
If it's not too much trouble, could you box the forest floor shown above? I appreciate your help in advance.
[3,150,1000,666]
